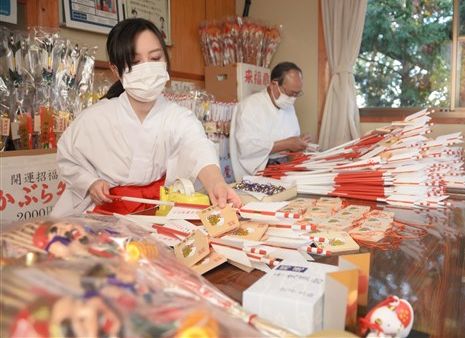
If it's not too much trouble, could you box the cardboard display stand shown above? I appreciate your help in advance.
[0,150,64,223]
[205,63,271,102]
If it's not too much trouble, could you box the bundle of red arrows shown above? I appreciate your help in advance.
[260,109,464,208]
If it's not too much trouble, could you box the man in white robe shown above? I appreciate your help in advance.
[230,62,310,181]
[52,92,219,217]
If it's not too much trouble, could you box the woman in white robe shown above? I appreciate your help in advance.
[52,18,241,217]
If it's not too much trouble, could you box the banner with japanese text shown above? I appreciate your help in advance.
[1,153,65,223]
[237,63,271,101]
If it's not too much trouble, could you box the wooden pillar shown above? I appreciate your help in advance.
[317,0,330,138]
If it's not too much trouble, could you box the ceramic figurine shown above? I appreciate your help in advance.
[359,295,414,338]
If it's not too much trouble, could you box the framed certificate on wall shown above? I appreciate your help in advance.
[0,0,17,24]
[63,0,124,34]
[123,0,171,45]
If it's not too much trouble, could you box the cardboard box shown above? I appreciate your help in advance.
[205,63,271,102]
[243,260,338,336]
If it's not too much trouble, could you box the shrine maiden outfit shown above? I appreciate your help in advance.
[51,92,218,217]
[230,89,300,181]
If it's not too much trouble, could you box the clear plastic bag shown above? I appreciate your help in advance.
[0,26,98,150]
[1,216,295,337]
[199,16,282,67]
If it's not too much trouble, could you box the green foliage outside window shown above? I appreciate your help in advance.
[355,0,453,108]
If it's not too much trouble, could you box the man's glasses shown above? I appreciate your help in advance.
[278,85,304,98]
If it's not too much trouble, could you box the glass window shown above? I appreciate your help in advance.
[355,0,453,109]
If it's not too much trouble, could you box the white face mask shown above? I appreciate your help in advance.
[122,61,169,102]
[273,85,297,110]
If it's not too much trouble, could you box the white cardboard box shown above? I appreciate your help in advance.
[242,259,338,336]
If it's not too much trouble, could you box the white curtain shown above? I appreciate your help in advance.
[318,0,367,150]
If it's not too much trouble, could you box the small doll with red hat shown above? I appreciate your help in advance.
[32,220,127,259]
[33,221,92,259]
[359,295,414,338]
[9,295,123,338]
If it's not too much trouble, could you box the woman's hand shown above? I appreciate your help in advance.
[198,165,242,208]
[88,179,113,205]
[208,181,242,208]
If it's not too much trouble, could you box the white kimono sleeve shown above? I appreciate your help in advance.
[233,102,274,176]
[56,121,100,200]
[165,110,219,185]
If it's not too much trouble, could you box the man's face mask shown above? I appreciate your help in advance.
[273,83,297,110]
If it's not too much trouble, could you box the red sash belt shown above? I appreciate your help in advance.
[93,177,165,215]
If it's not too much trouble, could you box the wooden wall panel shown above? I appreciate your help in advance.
[205,0,236,20]
[23,0,59,29]
[169,0,206,77]
[18,0,237,80]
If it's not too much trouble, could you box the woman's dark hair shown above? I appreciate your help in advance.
[104,18,170,99]
[270,62,302,86]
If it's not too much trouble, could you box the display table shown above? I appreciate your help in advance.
[202,197,465,338]
[133,196,464,337]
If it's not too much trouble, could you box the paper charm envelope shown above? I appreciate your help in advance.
[311,217,355,232]
[358,216,393,230]
[348,210,394,243]
[282,198,317,213]
[151,220,199,247]
[265,226,309,239]
[191,251,227,275]
[198,204,240,237]
[301,231,360,256]
[174,230,210,267]
[256,244,314,262]
[211,241,253,268]
[348,217,392,242]
[365,209,395,219]
[334,205,371,220]
[315,197,343,210]
[304,205,335,219]
[348,226,387,243]
[167,206,202,220]
[357,210,395,229]
[239,201,297,221]
[222,221,268,242]
[264,235,310,249]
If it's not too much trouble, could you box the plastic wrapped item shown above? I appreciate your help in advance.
[0,102,10,151]
[32,27,61,86]
[262,25,282,68]
[11,83,35,150]
[0,216,292,337]
[0,26,97,151]
[93,70,113,101]
[0,27,9,84]
[75,46,97,111]
[199,16,282,67]
[222,16,240,65]
[5,30,33,87]
[165,89,235,183]
[0,77,11,151]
